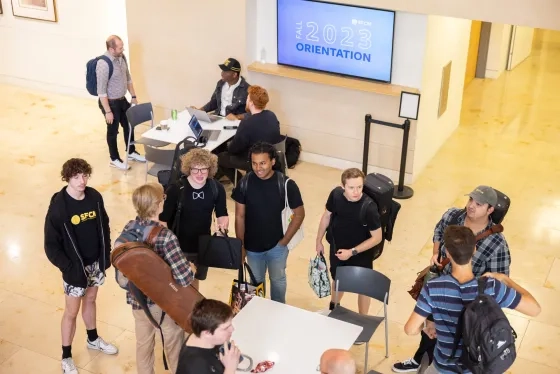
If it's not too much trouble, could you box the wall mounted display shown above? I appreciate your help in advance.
[277,0,395,83]
[11,0,57,22]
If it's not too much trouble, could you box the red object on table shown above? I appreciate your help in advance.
[251,360,275,373]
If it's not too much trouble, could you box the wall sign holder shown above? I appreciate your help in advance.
[361,91,420,200]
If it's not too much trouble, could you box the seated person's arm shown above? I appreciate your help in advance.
[227,121,249,155]
[200,84,219,113]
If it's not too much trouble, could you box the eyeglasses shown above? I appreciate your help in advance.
[191,167,210,174]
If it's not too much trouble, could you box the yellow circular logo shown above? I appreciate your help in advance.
[71,215,80,225]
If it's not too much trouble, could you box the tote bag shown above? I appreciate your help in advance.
[229,262,265,315]
[281,177,304,250]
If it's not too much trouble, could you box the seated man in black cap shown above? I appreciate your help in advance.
[194,57,250,121]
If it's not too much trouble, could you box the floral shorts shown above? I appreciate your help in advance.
[63,261,105,297]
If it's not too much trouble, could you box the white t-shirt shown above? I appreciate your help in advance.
[220,78,242,116]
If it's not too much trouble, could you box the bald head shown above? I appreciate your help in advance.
[106,35,124,58]
[320,349,356,374]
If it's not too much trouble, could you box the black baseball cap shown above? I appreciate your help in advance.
[219,58,241,73]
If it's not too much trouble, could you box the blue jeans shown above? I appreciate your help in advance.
[246,244,289,303]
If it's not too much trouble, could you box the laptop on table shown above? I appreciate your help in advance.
[187,107,222,123]
[188,115,221,142]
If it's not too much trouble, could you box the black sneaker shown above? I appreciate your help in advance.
[392,358,419,372]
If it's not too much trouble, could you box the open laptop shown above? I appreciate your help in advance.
[187,107,222,123]
[188,115,221,141]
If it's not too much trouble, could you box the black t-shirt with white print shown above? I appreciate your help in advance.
[63,189,100,266]
[160,178,228,254]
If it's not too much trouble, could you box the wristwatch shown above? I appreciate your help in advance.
[351,248,358,256]
[131,95,137,99]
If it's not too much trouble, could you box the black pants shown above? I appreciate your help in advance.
[413,315,436,364]
[99,98,136,161]
[217,151,250,183]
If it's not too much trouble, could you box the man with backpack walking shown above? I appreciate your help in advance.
[404,225,541,374]
[88,35,145,170]
[160,148,229,290]
[393,185,512,372]
[44,158,118,374]
[315,168,383,314]
[114,183,196,374]
[232,141,305,304]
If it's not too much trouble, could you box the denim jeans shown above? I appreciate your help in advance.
[246,243,289,303]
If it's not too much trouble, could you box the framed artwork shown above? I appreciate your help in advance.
[11,0,57,22]
[438,61,452,118]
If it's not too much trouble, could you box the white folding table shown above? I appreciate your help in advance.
[232,297,363,373]
[140,109,239,151]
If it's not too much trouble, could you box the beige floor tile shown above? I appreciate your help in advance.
[0,340,20,366]
[0,348,94,374]
[517,320,560,368]
[505,357,560,374]
[544,257,560,290]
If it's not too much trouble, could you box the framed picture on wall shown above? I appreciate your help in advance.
[11,0,57,22]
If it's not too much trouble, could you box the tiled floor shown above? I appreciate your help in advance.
[1,29,560,374]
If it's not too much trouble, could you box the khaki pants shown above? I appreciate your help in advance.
[132,305,184,374]
[424,363,441,374]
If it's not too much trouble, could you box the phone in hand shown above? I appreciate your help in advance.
[223,125,238,130]
[219,342,244,362]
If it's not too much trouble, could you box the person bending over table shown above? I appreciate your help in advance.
[192,57,250,121]
[217,85,281,183]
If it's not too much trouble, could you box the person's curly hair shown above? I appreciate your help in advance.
[61,158,93,182]
[180,148,218,178]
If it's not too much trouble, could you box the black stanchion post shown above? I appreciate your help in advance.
[362,114,372,174]
[393,119,414,199]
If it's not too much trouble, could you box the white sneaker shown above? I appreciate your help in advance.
[87,337,119,355]
[110,159,131,170]
[128,152,146,163]
[61,357,78,374]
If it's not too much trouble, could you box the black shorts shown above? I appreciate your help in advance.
[186,253,209,281]
[329,245,374,280]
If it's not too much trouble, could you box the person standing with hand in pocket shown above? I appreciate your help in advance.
[315,168,382,315]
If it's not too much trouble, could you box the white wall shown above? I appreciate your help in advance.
[0,0,128,97]
[507,26,534,70]
[254,0,428,89]
[412,15,472,175]
[485,24,513,79]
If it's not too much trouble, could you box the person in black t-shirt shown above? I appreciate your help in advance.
[160,148,228,290]
[44,159,117,374]
[176,299,241,374]
[217,85,281,183]
[315,168,382,315]
[232,142,305,304]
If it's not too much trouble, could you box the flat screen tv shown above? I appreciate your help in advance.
[277,0,395,83]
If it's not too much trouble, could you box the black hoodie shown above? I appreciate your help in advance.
[44,186,111,288]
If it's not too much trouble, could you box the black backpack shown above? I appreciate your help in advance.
[239,171,286,203]
[327,173,401,260]
[451,277,517,374]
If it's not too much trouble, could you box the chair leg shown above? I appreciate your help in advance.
[385,316,389,358]
[124,129,131,174]
[364,341,369,373]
